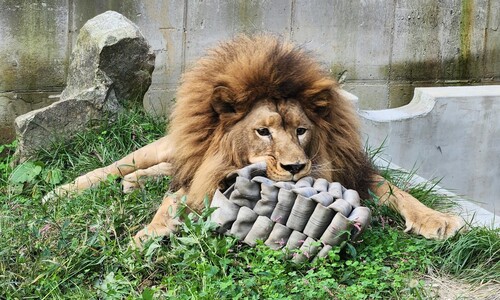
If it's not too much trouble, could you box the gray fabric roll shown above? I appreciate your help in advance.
[292,187,318,197]
[303,203,336,239]
[295,176,314,188]
[313,178,329,192]
[310,191,334,206]
[328,182,343,199]
[243,216,274,246]
[229,176,260,208]
[316,244,333,259]
[286,195,316,231]
[343,189,361,208]
[230,206,258,239]
[253,183,279,217]
[320,213,352,246]
[209,189,240,232]
[264,223,293,250]
[285,230,307,251]
[292,237,321,263]
[270,189,296,224]
[348,206,372,240]
[210,162,371,262]
[328,198,353,217]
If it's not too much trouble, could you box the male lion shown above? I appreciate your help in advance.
[48,35,463,245]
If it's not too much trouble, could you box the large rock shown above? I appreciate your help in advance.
[14,11,155,161]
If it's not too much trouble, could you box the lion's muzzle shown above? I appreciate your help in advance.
[265,157,311,181]
[280,163,306,175]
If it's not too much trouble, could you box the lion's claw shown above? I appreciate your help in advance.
[133,221,179,248]
[122,179,141,193]
[42,186,71,203]
[122,173,149,193]
[404,210,465,240]
[42,191,56,204]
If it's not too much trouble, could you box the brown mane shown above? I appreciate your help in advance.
[167,35,375,201]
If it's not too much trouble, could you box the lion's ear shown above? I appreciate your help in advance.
[312,90,332,117]
[212,86,237,115]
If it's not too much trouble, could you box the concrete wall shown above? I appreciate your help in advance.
[360,86,500,215]
[1,0,500,144]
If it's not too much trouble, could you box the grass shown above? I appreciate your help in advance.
[1,109,499,299]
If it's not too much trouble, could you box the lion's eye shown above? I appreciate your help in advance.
[296,127,307,136]
[256,128,271,136]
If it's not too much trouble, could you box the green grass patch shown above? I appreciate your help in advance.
[1,109,498,299]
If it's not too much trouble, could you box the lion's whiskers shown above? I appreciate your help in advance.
[308,147,321,162]
[309,163,343,178]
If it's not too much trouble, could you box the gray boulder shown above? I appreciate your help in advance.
[14,11,155,161]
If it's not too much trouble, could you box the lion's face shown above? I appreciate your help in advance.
[169,35,374,204]
[228,99,314,181]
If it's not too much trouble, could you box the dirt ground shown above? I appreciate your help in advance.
[422,270,500,300]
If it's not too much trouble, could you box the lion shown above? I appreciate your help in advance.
[47,35,463,245]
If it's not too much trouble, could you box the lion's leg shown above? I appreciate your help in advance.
[133,155,232,247]
[371,175,464,239]
[134,189,185,246]
[46,135,174,200]
[122,162,174,193]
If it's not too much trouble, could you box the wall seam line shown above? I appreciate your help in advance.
[181,0,188,73]
[387,0,397,107]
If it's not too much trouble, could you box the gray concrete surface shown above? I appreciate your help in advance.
[359,86,500,216]
[1,1,499,144]
[374,157,499,229]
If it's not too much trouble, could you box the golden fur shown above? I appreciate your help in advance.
[168,35,374,206]
[48,35,463,244]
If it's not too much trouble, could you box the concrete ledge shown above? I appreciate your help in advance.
[359,85,500,216]
[374,157,499,229]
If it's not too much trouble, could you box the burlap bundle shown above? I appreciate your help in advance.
[210,162,371,262]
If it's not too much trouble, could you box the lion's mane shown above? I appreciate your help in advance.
[167,35,375,202]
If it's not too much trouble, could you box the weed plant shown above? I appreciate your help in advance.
[1,109,498,299]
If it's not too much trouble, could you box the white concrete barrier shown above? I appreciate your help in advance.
[373,157,500,229]
[359,85,500,219]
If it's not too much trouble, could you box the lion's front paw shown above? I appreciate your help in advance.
[122,174,143,193]
[404,209,465,240]
[133,221,179,248]
[42,191,57,204]
[42,185,72,203]
[133,228,153,248]
[122,179,140,194]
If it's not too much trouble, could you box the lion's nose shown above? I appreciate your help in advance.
[280,163,306,175]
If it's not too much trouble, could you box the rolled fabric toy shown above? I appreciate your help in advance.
[209,162,372,262]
